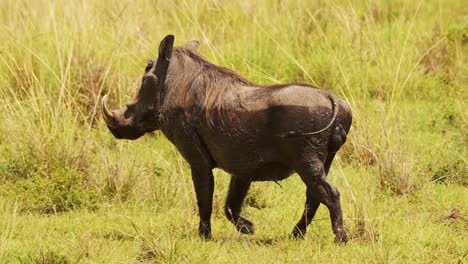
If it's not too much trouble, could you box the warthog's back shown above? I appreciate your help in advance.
[196,84,344,177]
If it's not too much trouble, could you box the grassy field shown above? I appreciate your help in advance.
[0,0,466,262]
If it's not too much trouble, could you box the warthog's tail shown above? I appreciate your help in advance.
[277,95,339,139]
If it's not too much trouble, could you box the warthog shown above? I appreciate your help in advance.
[102,35,352,242]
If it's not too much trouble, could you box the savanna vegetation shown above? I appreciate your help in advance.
[0,0,466,262]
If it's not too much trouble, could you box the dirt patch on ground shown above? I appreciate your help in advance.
[440,209,466,221]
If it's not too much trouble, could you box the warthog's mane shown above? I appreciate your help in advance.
[165,47,255,125]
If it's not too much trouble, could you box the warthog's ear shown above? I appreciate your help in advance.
[154,35,174,100]
[158,35,175,61]
[185,40,199,51]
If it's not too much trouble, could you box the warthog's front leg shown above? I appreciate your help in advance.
[191,167,214,239]
[225,176,253,234]
[165,127,216,239]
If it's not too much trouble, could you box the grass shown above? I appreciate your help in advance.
[0,0,467,262]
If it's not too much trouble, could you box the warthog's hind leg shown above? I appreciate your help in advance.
[293,157,348,243]
[291,188,321,238]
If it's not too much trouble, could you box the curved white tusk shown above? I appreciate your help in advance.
[101,94,115,127]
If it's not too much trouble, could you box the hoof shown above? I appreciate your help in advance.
[334,230,348,244]
[199,231,212,241]
[236,217,254,235]
[199,222,212,240]
[291,226,306,239]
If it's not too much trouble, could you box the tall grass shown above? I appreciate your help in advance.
[0,0,466,262]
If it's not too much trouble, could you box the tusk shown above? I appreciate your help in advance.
[101,94,115,127]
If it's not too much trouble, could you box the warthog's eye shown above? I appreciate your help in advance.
[145,60,154,72]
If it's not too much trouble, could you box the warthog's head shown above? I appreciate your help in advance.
[102,35,175,139]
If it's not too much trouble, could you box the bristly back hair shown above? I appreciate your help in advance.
[165,47,255,126]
